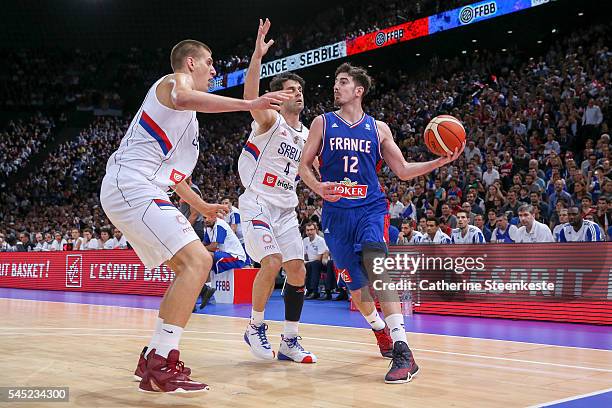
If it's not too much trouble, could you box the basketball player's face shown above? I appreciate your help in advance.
[192,50,216,92]
[281,80,304,114]
[333,73,360,106]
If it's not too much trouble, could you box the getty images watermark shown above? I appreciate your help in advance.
[371,252,555,293]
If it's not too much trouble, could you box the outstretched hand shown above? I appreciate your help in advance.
[202,203,228,220]
[249,89,293,111]
[253,18,274,59]
[436,142,465,167]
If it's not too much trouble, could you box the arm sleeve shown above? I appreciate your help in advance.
[215,225,227,244]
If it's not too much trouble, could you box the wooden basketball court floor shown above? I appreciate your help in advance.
[0,296,610,408]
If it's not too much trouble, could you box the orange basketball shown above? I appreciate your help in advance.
[423,115,466,156]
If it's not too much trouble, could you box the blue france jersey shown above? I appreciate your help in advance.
[318,111,386,209]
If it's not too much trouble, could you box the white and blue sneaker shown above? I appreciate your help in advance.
[244,323,275,360]
[278,335,317,363]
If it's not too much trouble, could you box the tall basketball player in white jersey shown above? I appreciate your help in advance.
[238,19,316,363]
[100,39,292,394]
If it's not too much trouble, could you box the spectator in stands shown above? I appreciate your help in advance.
[558,207,604,242]
[303,223,330,300]
[515,205,554,243]
[474,214,486,235]
[0,232,13,251]
[491,213,519,243]
[553,208,569,242]
[15,232,35,252]
[80,228,99,250]
[99,228,113,249]
[109,228,128,249]
[421,217,451,244]
[396,219,423,244]
[482,160,500,188]
[440,203,457,229]
[548,179,573,216]
[594,197,610,234]
[388,192,405,226]
[32,233,46,251]
[50,232,66,251]
[465,191,484,215]
[581,99,604,146]
[501,190,522,217]
[482,209,497,242]
[69,228,83,250]
[42,233,53,251]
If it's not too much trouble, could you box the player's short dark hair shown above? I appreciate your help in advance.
[83,228,92,234]
[456,210,469,218]
[269,72,305,92]
[305,222,317,229]
[335,63,372,96]
[426,216,439,226]
[170,39,211,71]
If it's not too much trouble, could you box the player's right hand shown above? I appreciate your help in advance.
[253,18,274,59]
[249,90,293,111]
[202,203,228,220]
[317,182,343,203]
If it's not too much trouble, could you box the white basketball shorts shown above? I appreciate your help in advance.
[100,174,200,269]
[238,190,304,263]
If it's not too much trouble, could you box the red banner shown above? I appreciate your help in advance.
[0,250,173,296]
[346,18,429,56]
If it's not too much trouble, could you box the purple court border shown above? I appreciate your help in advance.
[1,287,610,350]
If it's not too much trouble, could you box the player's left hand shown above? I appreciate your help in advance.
[202,203,228,220]
[436,142,465,166]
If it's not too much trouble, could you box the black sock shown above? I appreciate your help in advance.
[284,283,305,322]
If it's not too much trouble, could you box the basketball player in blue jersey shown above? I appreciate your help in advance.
[299,63,463,383]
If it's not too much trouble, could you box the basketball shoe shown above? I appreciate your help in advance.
[277,335,317,363]
[138,349,209,394]
[134,346,191,381]
[372,326,394,358]
[384,341,419,384]
[244,323,275,360]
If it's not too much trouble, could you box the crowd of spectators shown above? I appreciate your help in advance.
[0,1,473,112]
[0,113,56,180]
[1,22,611,251]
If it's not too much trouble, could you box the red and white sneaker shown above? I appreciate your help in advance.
[134,347,191,381]
[138,349,209,394]
[373,326,394,358]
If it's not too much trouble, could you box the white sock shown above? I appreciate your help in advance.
[364,309,386,331]
[156,323,184,358]
[145,317,164,357]
[385,314,408,345]
[250,309,265,326]
[283,321,299,339]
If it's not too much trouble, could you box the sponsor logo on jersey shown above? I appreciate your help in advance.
[262,172,295,191]
[263,172,278,187]
[170,168,186,184]
[334,177,368,199]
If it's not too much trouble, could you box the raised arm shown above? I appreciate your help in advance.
[169,72,291,113]
[244,18,278,132]
[298,115,341,202]
[378,120,463,181]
